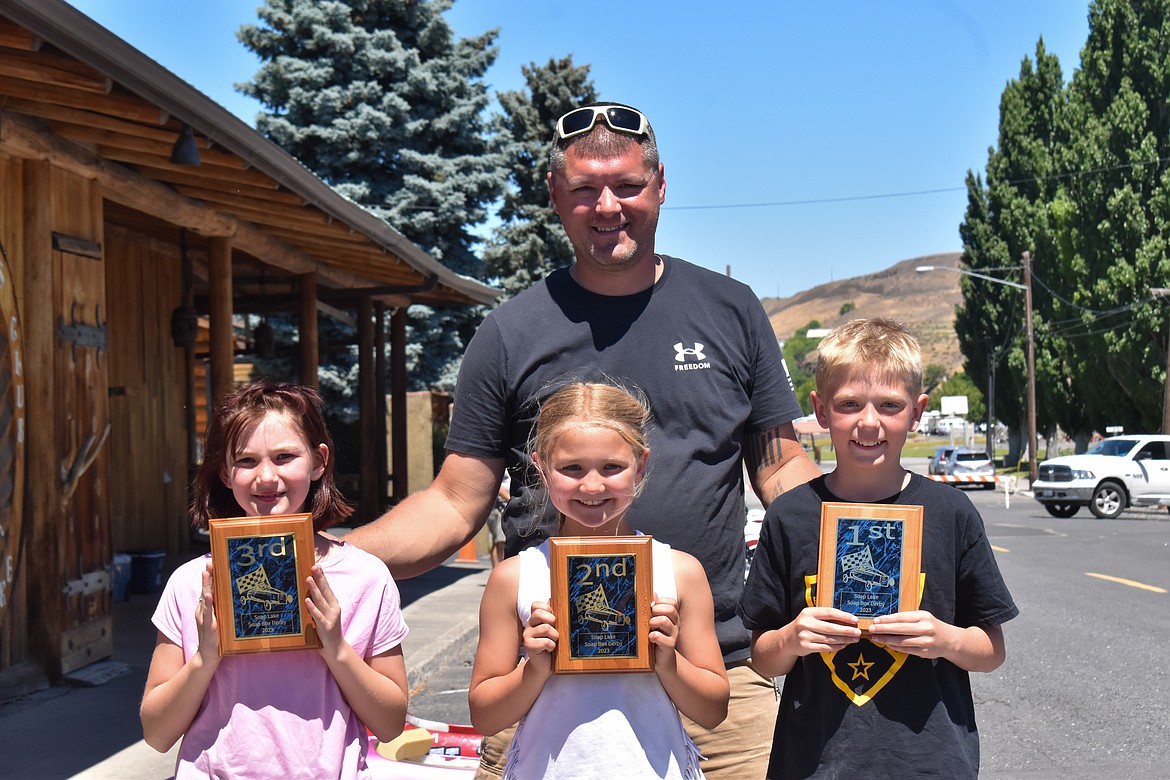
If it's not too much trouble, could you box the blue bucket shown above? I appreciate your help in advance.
[129,550,166,595]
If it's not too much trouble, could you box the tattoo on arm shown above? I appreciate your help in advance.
[746,428,788,503]
[747,428,785,472]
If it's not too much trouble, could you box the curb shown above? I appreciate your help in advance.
[400,563,489,691]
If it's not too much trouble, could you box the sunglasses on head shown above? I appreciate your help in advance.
[554,105,650,141]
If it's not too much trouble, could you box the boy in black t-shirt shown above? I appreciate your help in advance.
[738,318,1018,779]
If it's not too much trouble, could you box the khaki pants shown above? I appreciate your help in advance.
[475,661,778,779]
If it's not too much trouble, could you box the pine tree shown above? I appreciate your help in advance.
[1059,0,1170,433]
[957,40,1076,460]
[238,0,505,393]
[483,57,598,299]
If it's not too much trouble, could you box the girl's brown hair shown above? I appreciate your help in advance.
[190,380,353,531]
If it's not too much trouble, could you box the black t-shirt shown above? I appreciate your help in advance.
[446,255,803,661]
[738,474,1019,779]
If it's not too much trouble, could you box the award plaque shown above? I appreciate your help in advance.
[209,513,320,655]
[548,536,653,674]
[816,503,923,632]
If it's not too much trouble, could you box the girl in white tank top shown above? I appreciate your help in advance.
[468,382,730,779]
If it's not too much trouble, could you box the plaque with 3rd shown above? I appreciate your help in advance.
[209,513,320,655]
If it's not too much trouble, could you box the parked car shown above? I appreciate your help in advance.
[928,446,956,475]
[1031,434,1170,519]
[944,448,996,487]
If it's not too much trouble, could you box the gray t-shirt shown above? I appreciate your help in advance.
[446,255,802,661]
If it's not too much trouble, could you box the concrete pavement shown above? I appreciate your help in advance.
[0,552,490,780]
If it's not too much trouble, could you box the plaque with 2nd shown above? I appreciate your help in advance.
[209,513,320,655]
[549,536,653,674]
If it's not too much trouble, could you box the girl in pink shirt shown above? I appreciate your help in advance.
[141,380,408,779]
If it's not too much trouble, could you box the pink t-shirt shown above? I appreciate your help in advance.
[152,537,408,779]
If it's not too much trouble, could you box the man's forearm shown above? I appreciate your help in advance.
[345,491,474,579]
[344,452,504,578]
[747,424,820,506]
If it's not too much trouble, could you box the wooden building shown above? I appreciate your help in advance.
[0,0,498,696]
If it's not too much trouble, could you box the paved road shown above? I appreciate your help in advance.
[975,490,1170,778]
[410,476,1170,779]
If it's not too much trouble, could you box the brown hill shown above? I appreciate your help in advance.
[762,252,966,372]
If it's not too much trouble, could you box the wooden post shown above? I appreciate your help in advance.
[374,302,388,513]
[299,272,318,389]
[390,307,408,502]
[208,237,233,407]
[1023,252,1038,484]
[357,297,376,522]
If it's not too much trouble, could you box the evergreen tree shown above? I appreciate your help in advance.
[1059,0,1170,432]
[484,57,598,299]
[238,0,505,393]
[961,0,1170,440]
[959,40,1082,460]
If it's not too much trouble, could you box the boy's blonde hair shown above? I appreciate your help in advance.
[815,318,923,397]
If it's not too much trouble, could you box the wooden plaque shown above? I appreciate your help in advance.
[549,536,653,674]
[209,513,320,655]
[816,503,923,632]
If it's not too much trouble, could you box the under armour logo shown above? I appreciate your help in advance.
[674,342,705,362]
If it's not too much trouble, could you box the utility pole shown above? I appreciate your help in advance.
[916,259,1037,480]
[1023,252,1038,484]
[1152,287,1170,434]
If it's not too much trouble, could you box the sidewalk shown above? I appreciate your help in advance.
[0,554,490,780]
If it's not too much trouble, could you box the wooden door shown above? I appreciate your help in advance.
[53,234,111,674]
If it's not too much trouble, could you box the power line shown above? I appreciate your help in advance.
[662,186,964,211]
[662,155,1170,212]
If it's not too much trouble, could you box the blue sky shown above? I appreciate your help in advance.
[65,1,1090,300]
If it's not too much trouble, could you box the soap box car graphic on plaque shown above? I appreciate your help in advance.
[549,536,653,673]
[815,503,923,633]
[209,513,320,655]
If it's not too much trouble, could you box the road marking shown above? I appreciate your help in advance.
[991,545,1009,553]
[1085,572,1167,593]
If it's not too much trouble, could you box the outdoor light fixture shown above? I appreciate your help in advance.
[170,123,201,165]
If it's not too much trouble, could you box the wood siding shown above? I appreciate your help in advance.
[104,226,188,555]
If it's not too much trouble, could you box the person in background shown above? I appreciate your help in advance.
[346,101,820,777]
[739,319,1018,779]
[487,474,510,568]
[141,380,409,778]
[469,381,727,778]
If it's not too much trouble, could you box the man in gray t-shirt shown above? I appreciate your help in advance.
[347,102,820,779]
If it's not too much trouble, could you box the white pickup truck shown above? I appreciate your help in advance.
[1031,434,1170,518]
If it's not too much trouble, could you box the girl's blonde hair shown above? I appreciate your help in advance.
[532,381,653,500]
[815,318,924,397]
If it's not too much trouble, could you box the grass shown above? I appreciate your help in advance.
[806,433,984,460]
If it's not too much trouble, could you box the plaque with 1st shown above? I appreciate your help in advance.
[815,502,923,633]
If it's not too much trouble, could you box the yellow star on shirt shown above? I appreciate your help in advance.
[848,653,875,681]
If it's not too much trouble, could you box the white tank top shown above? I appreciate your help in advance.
[504,537,704,779]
